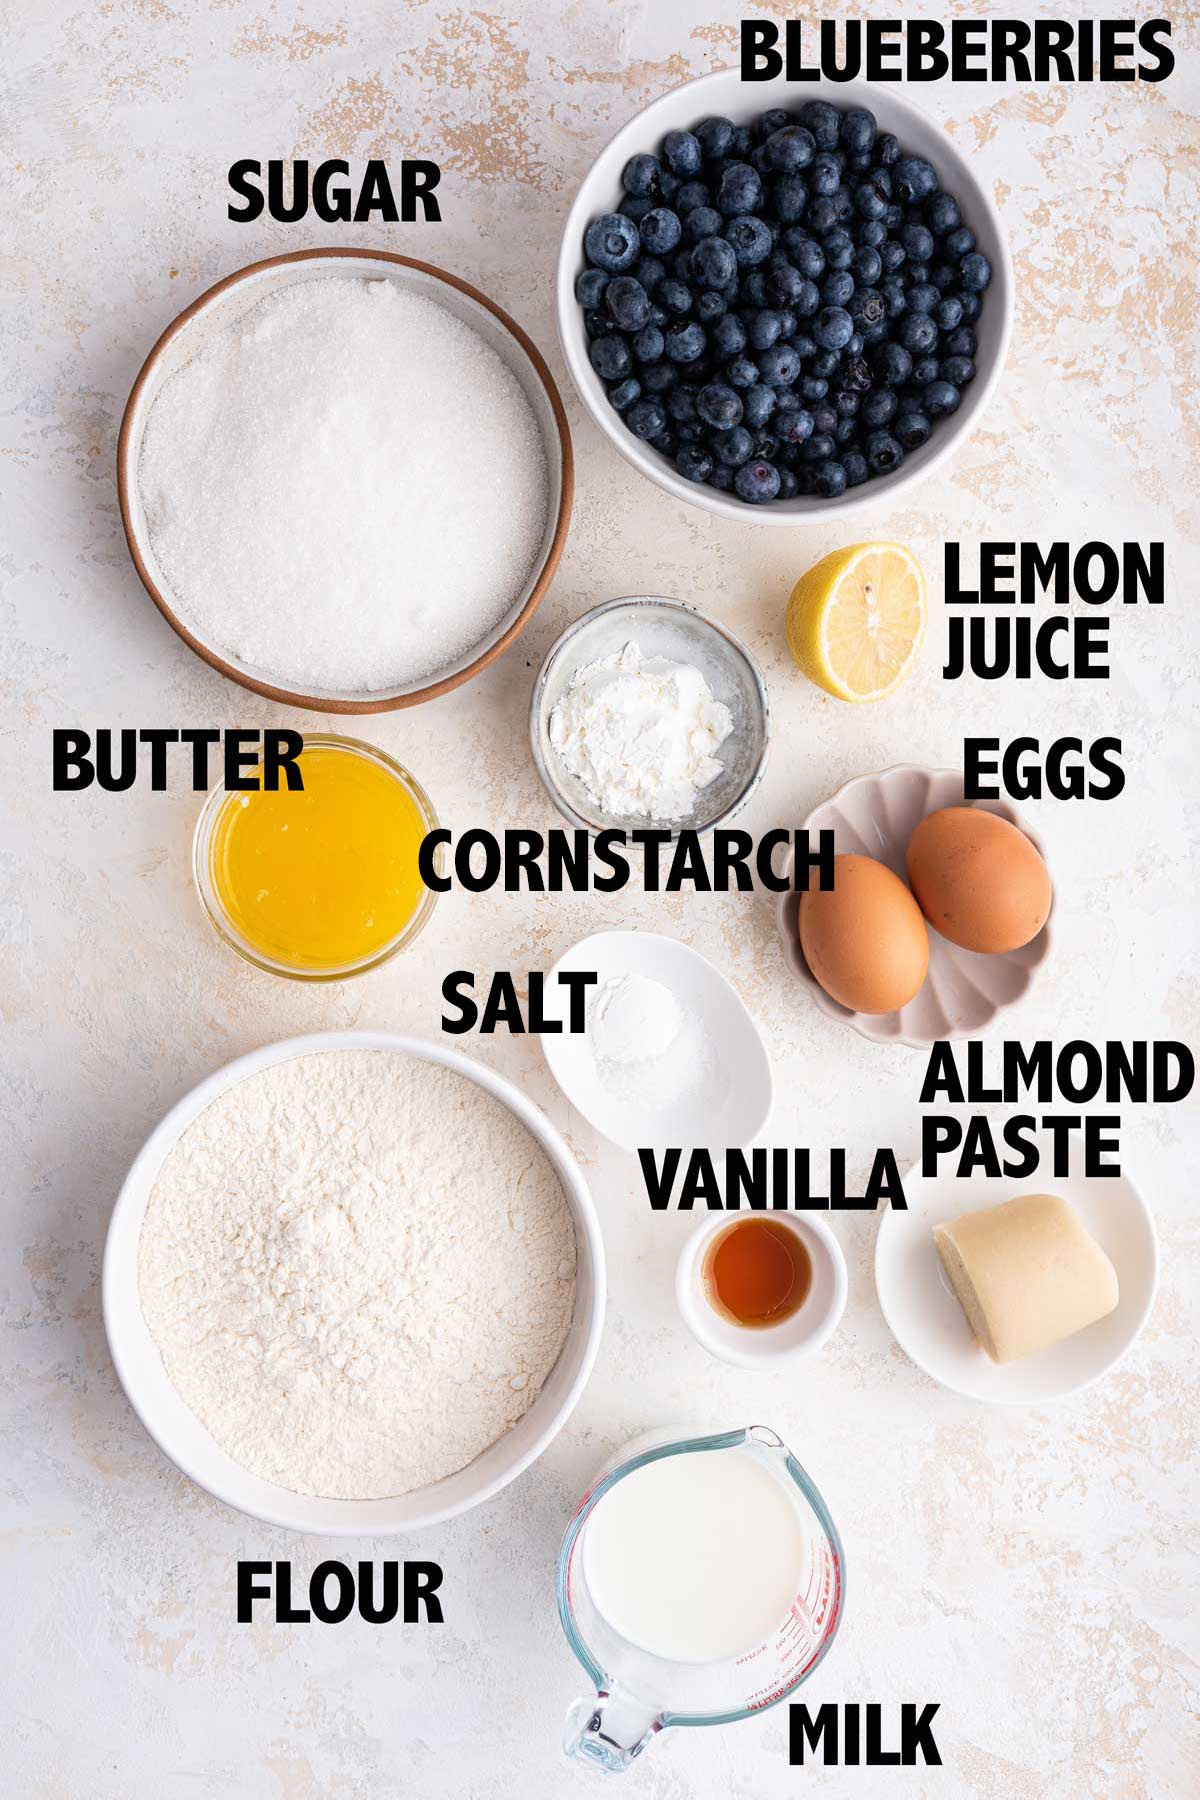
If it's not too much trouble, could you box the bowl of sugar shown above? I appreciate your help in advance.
[118,250,573,712]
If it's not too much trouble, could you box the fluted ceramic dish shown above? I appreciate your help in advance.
[775,765,1053,1048]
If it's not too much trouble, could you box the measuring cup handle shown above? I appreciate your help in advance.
[563,1690,663,1773]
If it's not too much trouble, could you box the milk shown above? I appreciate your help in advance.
[581,1447,808,1665]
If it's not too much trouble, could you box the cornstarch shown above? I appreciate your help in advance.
[137,1050,576,1500]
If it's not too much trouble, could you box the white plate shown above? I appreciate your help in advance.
[874,1132,1158,1403]
[776,765,1053,1048]
[539,930,773,1153]
[103,1031,605,1534]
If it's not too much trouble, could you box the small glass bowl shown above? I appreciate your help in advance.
[192,733,442,981]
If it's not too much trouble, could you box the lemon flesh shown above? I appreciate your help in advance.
[786,543,927,703]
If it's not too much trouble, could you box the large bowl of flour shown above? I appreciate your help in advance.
[118,251,573,712]
[103,1033,605,1534]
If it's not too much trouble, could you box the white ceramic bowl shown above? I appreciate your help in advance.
[530,596,770,835]
[676,1211,848,1368]
[119,249,572,713]
[776,765,1053,1047]
[874,1131,1158,1403]
[557,68,1013,524]
[539,930,773,1153]
[103,1032,605,1534]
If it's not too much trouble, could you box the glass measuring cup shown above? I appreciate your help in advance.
[557,1424,845,1773]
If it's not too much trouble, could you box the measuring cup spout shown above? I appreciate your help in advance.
[564,1689,663,1773]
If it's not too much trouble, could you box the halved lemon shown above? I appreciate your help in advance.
[786,542,927,703]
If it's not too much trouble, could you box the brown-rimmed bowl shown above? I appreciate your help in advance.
[118,249,573,713]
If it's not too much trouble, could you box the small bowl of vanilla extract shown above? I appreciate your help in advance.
[675,1212,848,1368]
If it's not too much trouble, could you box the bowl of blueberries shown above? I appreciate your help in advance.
[557,69,1012,520]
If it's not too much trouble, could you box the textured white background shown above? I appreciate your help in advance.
[3,2,1199,1796]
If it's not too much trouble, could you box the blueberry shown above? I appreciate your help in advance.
[874,132,901,167]
[724,214,773,266]
[649,429,676,455]
[745,309,783,350]
[799,376,828,403]
[813,305,854,350]
[901,223,934,263]
[912,356,940,386]
[880,240,906,274]
[625,397,667,439]
[584,308,617,340]
[841,107,877,156]
[713,314,747,358]
[695,290,727,323]
[605,376,641,413]
[885,203,904,229]
[924,379,961,416]
[605,275,652,331]
[677,445,714,482]
[907,261,930,285]
[854,180,889,222]
[811,460,847,498]
[644,361,679,395]
[945,326,977,358]
[859,218,887,250]
[945,226,977,260]
[667,383,699,422]
[822,228,854,271]
[712,424,754,466]
[893,157,939,204]
[810,405,837,437]
[640,207,682,255]
[931,262,958,294]
[695,115,735,160]
[634,254,668,293]
[808,152,841,199]
[622,154,662,198]
[674,180,710,216]
[697,383,743,428]
[849,287,885,328]
[778,467,800,498]
[791,331,816,359]
[658,278,692,315]
[935,295,963,332]
[811,347,840,376]
[675,420,703,444]
[941,355,976,386]
[772,175,809,223]
[763,125,816,172]
[708,463,734,491]
[690,235,737,287]
[842,450,869,486]
[834,387,860,416]
[853,245,882,284]
[848,332,865,355]
[764,263,804,307]
[844,356,874,392]
[906,283,939,315]
[663,129,703,178]
[866,430,903,473]
[716,162,763,216]
[575,268,609,308]
[665,320,706,363]
[759,343,803,385]
[735,458,781,502]
[800,433,836,463]
[632,323,665,363]
[861,388,898,426]
[684,205,723,244]
[822,271,855,309]
[757,107,792,138]
[958,292,982,322]
[797,100,840,149]
[742,383,777,428]
[589,335,632,380]
[959,252,992,292]
[585,212,641,273]
[726,356,759,389]
[741,271,769,306]
[894,410,931,450]
[897,312,938,354]
[619,194,655,224]
[776,407,815,446]
[782,230,825,278]
[926,193,961,237]
[871,340,912,385]
[807,196,840,235]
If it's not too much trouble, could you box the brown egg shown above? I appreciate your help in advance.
[799,853,930,1014]
[906,807,1052,954]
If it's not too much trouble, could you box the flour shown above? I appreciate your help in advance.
[548,640,733,820]
[137,1050,577,1500]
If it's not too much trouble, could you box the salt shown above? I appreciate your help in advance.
[138,277,550,693]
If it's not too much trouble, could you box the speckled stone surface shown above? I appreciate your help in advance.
[3,3,1199,1795]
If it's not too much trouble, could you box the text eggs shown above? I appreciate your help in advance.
[906,806,1052,954]
[799,853,929,1014]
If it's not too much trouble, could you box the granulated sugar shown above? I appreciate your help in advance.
[138,277,549,693]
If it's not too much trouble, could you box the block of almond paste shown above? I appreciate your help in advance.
[933,1193,1119,1364]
